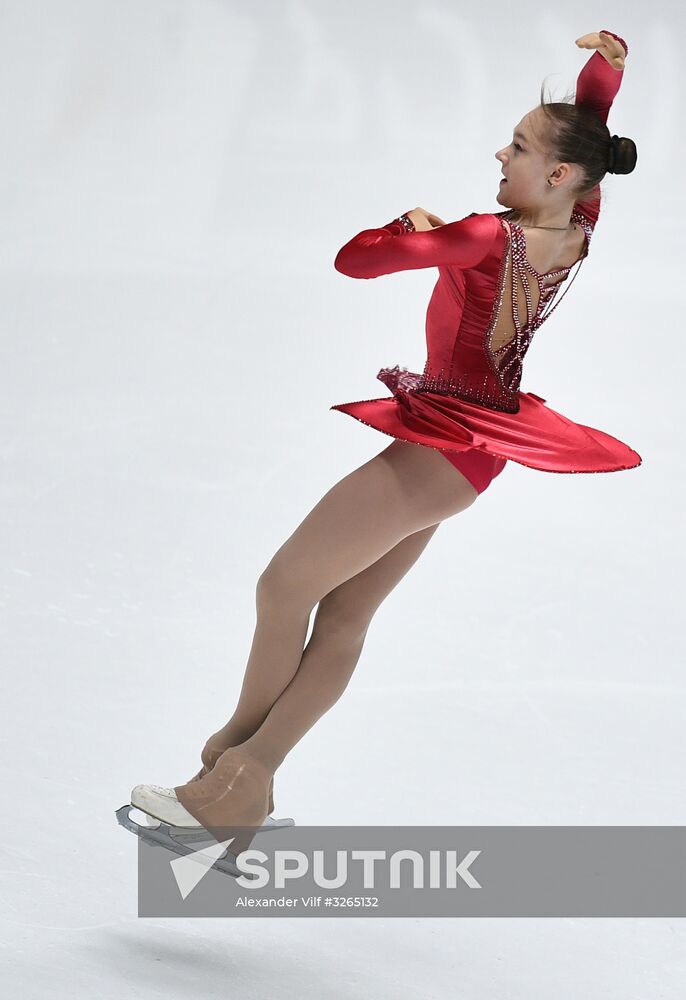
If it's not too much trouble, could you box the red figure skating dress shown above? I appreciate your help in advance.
[330,31,641,493]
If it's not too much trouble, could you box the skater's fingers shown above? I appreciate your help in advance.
[575,32,601,49]
[575,31,625,70]
[598,31,626,68]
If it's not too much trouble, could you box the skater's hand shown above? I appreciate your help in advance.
[575,31,626,70]
[407,208,447,231]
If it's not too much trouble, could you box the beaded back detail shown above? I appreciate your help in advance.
[485,210,593,394]
[375,209,594,415]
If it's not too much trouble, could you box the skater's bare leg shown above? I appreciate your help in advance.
[234,522,445,773]
[197,520,442,769]
[193,441,478,771]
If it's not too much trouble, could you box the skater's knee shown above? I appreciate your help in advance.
[256,562,292,608]
[256,559,317,616]
[311,593,373,644]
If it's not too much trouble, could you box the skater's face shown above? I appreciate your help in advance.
[494,107,582,210]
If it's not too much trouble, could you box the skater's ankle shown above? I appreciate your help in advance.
[208,718,256,749]
[232,738,280,774]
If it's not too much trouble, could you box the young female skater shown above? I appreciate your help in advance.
[130,28,640,844]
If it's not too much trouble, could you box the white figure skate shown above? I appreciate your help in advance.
[128,783,294,831]
[116,781,295,876]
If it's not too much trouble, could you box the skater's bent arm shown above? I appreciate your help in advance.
[572,28,629,226]
[333,211,500,279]
[575,29,628,124]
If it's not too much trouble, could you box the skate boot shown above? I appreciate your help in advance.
[175,746,273,852]
[130,783,203,827]
[189,732,275,816]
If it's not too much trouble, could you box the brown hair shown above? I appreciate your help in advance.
[535,82,638,200]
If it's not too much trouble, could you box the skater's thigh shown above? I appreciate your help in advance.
[313,521,440,632]
[262,441,475,608]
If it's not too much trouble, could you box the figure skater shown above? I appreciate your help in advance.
[128,28,640,846]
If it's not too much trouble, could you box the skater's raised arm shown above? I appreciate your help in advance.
[575,29,627,122]
[572,29,629,227]
[334,210,500,279]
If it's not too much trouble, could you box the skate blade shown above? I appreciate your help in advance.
[116,804,245,878]
[117,803,295,880]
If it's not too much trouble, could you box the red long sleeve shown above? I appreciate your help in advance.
[573,29,629,226]
[334,212,501,279]
[335,31,628,277]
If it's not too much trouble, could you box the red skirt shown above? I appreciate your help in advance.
[330,366,642,476]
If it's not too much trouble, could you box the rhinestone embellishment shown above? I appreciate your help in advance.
[363,209,594,416]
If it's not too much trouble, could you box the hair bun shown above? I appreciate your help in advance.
[607,134,638,175]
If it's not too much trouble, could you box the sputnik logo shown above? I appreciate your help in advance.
[170,838,236,900]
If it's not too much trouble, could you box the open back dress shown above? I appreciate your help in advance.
[330,30,641,493]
